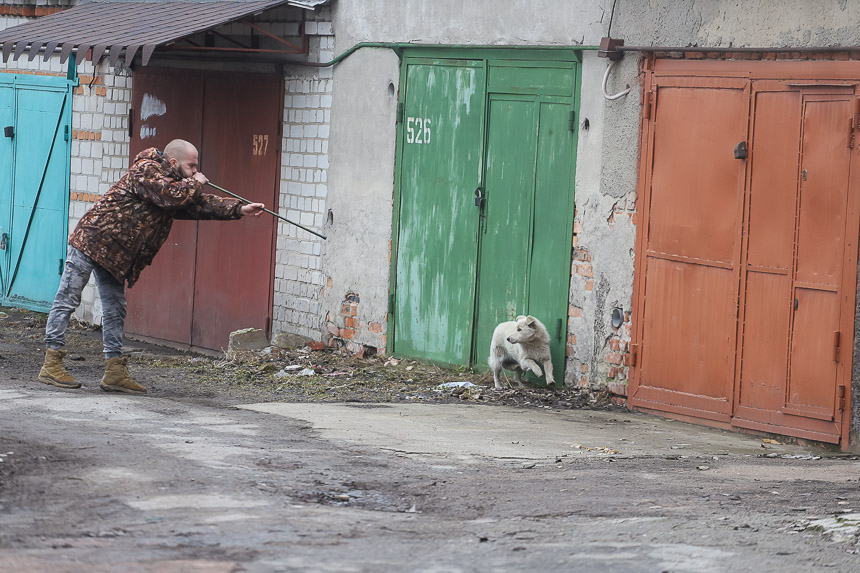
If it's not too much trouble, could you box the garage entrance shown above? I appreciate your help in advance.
[0,73,74,312]
[630,60,860,446]
[125,68,280,352]
[390,49,579,377]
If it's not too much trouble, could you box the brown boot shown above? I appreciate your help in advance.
[38,349,81,389]
[99,356,147,394]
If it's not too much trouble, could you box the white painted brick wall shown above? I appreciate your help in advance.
[272,58,333,341]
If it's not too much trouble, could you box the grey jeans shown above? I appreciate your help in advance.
[45,246,126,359]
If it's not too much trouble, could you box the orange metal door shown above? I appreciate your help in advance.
[734,87,854,442]
[632,60,860,447]
[630,76,749,422]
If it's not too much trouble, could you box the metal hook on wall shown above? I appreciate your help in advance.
[602,60,631,100]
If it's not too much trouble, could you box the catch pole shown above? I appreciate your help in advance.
[206,182,327,240]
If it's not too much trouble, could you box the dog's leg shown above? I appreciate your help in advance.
[521,358,543,378]
[542,359,555,387]
[490,362,504,389]
[512,367,526,388]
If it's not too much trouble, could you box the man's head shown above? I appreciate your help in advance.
[163,139,199,178]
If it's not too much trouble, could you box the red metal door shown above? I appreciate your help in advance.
[126,70,203,345]
[734,86,855,442]
[630,76,749,422]
[126,69,279,352]
[192,75,279,350]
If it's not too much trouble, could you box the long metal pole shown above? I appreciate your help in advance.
[206,182,327,240]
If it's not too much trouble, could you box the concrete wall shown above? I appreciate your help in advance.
[325,0,860,407]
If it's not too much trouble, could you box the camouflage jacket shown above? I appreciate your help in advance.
[69,148,243,288]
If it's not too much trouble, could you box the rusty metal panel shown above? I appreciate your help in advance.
[738,272,791,411]
[736,89,799,414]
[192,74,280,351]
[640,258,737,403]
[795,98,850,288]
[785,97,851,420]
[631,78,747,419]
[648,85,746,264]
[746,90,801,270]
[125,69,204,346]
[0,1,311,66]
[787,288,839,419]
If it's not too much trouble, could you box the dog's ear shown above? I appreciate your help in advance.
[515,315,526,322]
[525,315,536,326]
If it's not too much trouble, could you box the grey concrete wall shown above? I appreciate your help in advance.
[322,47,400,354]
[325,0,860,421]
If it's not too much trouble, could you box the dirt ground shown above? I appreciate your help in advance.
[0,306,606,409]
[2,306,860,572]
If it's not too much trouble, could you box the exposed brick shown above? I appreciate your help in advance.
[307,340,326,351]
[344,316,355,328]
[606,352,623,365]
[585,280,594,291]
[368,322,383,334]
[572,247,591,261]
[575,264,594,278]
[339,328,355,339]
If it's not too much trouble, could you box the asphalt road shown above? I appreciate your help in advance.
[1,378,859,572]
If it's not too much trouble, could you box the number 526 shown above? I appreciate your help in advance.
[406,117,431,144]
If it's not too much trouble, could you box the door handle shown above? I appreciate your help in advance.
[0,232,7,251]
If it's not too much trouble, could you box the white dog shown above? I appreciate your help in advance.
[488,315,555,389]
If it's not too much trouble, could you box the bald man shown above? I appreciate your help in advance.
[39,139,264,394]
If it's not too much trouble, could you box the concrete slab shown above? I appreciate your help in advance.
[237,402,809,463]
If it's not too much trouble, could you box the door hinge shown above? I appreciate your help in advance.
[128,107,133,139]
[834,330,841,363]
[58,258,64,275]
[396,102,403,124]
[64,125,70,141]
[3,125,13,138]
[556,318,563,341]
[568,111,576,131]
[630,344,638,367]
[838,385,846,410]
[388,292,395,314]
[849,98,860,148]
[643,91,652,120]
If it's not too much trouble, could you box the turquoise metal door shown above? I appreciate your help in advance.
[0,75,73,311]
[391,58,486,364]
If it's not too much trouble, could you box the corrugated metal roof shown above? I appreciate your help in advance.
[0,0,330,67]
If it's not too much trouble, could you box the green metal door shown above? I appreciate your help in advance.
[0,74,73,311]
[392,53,578,378]
[391,58,486,364]
[474,63,577,382]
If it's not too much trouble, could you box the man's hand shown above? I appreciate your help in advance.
[240,203,265,217]
[192,172,209,185]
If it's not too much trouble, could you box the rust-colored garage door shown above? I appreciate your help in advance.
[630,60,860,446]
[125,68,280,352]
